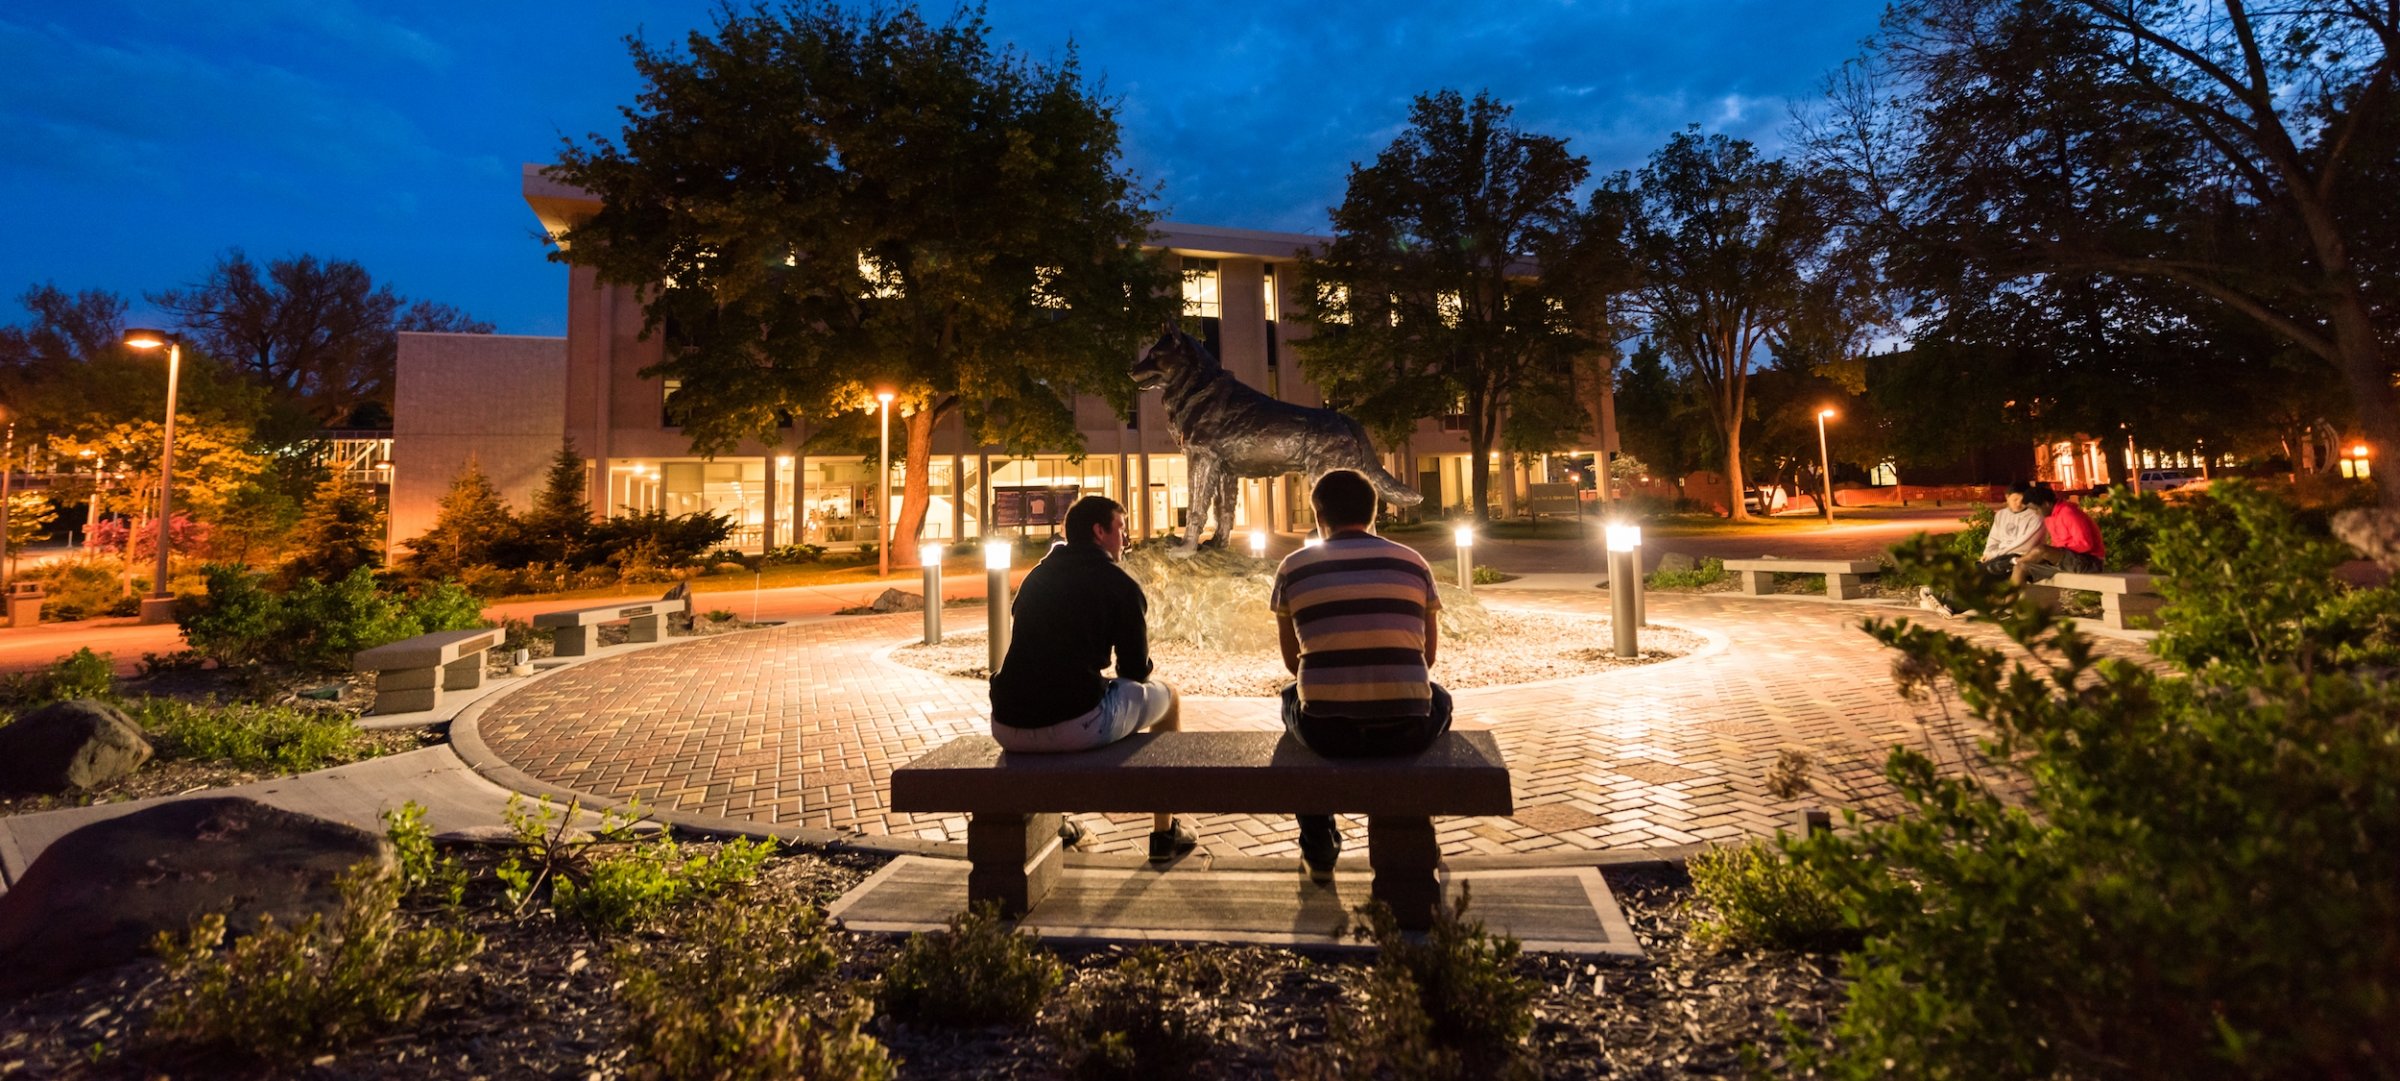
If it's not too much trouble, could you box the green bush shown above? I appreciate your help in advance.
[1469,564,1508,585]
[612,890,883,1080]
[150,863,484,1061]
[879,901,1064,1026]
[178,564,284,667]
[764,543,826,565]
[1053,948,1222,1080]
[490,795,773,932]
[1,647,117,705]
[1947,503,1996,562]
[1646,556,1727,590]
[2085,485,2164,569]
[134,698,368,771]
[1297,889,1536,1080]
[1793,517,2400,1079]
[178,565,489,672]
[381,801,467,906]
[2134,480,2400,673]
[1687,839,1854,952]
[18,557,131,623]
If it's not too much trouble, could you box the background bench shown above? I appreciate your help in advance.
[2023,571,2161,630]
[890,730,1513,929]
[1722,557,1882,600]
[354,627,502,714]
[534,587,692,656]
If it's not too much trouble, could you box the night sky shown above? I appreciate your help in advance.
[1,1,1889,336]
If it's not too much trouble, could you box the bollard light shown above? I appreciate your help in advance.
[919,543,944,645]
[1248,530,1267,558]
[984,540,1012,677]
[1303,536,1323,548]
[1453,525,1474,590]
[1603,522,1641,658]
[1605,522,1642,552]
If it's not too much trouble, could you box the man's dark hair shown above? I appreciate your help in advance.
[2027,485,2059,509]
[1310,470,1377,528]
[2007,481,2036,499]
[1063,495,1125,546]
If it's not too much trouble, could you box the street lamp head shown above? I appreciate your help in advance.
[876,391,894,406]
[2355,444,2371,457]
[123,328,172,351]
[1817,408,1837,420]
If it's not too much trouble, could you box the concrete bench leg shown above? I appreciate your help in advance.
[374,666,440,714]
[628,613,661,643]
[2021,584,2062,611]
[1739,569,1772,596]
[553,626,592,656]
[1367,815,1443,930]
[966,812,1065,918]
[2103,593,2163,630]
[442,653,484,692]
[1827,574,1863,600]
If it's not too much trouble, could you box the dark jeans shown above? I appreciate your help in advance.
[2019,546,2103,581]
[1281,683,1454,850]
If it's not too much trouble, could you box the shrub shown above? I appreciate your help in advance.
[2133,480,2400,673]
[1296,889,1536,1080]
[2084,485,2164,569]
[1947,503,1995,562]
[381,801,467,906]
[591,510,733,570]
[1053,948,1221,1081]
[764,543,825,566]
[491,795,773,932]
[3,647,116,704]
[1470,564,1508,585]
[621,990,893,1081]
[178,565,488,672]
[17,557,129,623]
[150,863,484,1061]
[403,579,488,634]
[878,901,1063,1026]
[179,564,283,667]
[1646,556,1727,590]
[280,569,425,670]
[134,699,368,771]
[1686,839,1854,952]
[1794,520,2400,1079]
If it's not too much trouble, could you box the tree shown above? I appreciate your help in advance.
[1599,129,1848,519]
[0,284,272,443]
[520,438,592,565]
[402,458,518,578]
[6,491,54,553]
[1297,90,1588,523]
[1612,340,1720,500]
[153,251,492,427]
[49,418,268,531]
[281,474,385,585]
[550,3,1176,567]
[1814,1,2400,510]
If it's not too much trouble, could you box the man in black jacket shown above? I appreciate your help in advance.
[988,495,1193,862]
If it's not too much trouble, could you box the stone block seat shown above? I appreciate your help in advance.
[354,628,503,715]
[889,730,1513,929]
[2023,571,2162,630]
[1721,557,1883,600]
[533,586,693,656]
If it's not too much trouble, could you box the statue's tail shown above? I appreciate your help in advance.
[1363,461,1424,507]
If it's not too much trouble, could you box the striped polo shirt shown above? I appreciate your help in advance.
[1269,531,1441,718]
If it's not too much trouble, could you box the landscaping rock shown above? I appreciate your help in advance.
[870,588,926,613]
[0,797,393,994]
[1655,551,1698,575]
[0,699,153,794]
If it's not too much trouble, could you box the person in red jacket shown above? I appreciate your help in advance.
[2011,486,2106,583]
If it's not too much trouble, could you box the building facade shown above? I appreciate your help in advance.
[391,167,1583,556]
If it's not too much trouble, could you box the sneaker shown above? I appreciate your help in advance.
[1917,587,1954,618]
[1299,824,1341,883]
[1148,819,1197,863]
[1057,820,1090,850]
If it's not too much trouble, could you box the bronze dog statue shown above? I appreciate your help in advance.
[1131,326,1423,548]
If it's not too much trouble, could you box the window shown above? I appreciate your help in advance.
[1261,265,1280,324]
[1320,284,1351,325]
[857,253,904,300]
[1181,259,1220,318]
[662,378,690,428]
[1262,265,1281,381]
[1032,266,1068,309]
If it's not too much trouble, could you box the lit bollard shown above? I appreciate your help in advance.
[1605,523,1641,658]
[920,543,943,645]
[1249,530,1267,560]
[1453,524,1474,591]
[1627,527,1647,628]
[984,540,1012,677]
[1303,536,1323,549]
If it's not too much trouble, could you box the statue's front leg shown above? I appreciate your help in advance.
[1182,455,1215,550]
[1208,471,1240,548]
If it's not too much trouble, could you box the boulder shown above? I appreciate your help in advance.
[1654,551,1698,575]
[0,699,153,794]
[0,797,393,995]
[869,588,926,613]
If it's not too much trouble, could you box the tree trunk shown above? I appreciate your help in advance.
[1724,427,1750,521]
[2332,305,2400,509]
[1467,416,1493,526]
[890,407,938,569]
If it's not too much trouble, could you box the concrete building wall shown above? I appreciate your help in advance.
[390,332,568,557]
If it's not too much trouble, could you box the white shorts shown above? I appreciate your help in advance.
[990,679,1176,753]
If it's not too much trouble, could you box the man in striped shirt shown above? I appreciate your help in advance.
[1269,469,1453,881]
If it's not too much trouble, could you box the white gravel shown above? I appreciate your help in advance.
[888,609,1701,698]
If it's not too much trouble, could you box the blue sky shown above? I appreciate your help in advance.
[0,1,1887,336]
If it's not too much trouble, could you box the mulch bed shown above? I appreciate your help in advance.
[0,844,1844,1079]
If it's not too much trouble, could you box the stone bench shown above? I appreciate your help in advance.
[889,730,1513,929]
[533,587,691,656]
[2024,571,2161,630]
[1722,557,1882,600]
[354,627,503,714]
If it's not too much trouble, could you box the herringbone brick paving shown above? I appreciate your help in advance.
[470,589,2150,859]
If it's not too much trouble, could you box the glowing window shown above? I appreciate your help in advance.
[858,254,904,300]
[1261,266,1280,323]
[1032,266,1067,309]
[1182,259,1220,318]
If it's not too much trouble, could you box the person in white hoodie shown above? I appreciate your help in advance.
[1923,482,2046,616]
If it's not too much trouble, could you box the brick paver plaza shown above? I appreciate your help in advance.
[464,587,2150,860]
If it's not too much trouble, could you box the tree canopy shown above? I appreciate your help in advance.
[1297,89,1589,522]
[549,2,1175,564]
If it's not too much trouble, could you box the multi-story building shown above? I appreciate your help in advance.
[390,166,1575,555]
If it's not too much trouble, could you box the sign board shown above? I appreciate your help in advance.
[993,485,1081,528]
[1526,482,1581,517]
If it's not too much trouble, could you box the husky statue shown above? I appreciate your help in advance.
[1130,325,1423,549]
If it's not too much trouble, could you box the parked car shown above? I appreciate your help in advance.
[2137,469,2197,490]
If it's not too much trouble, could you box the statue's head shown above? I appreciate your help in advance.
[1130,322,1217,391]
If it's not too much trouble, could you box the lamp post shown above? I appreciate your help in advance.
[1248,529,1266,560]
[123,329,182,623]
[1605,523,1642,658]
[877,391,894,579]
[920,542,944,645]
[1815,408,1837,524]
[0,411,14,592]
[1453,524,1474,591]
[984,540,1012,677]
